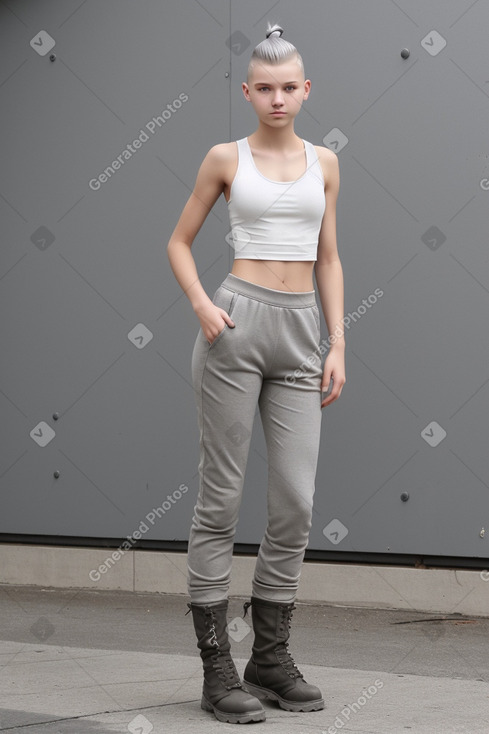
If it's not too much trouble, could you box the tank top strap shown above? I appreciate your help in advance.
[303,139,325,185]
[234,137,252,179]
[236,136,251,160]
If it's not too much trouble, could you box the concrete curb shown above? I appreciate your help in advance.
[1,544,488,616]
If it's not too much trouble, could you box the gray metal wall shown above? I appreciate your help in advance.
[1,0,488,563]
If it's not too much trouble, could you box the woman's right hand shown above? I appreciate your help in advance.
[195,302,235,345]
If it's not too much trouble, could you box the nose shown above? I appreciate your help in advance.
[272,90,285,106]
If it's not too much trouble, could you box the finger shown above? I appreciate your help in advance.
[321,388,338,408]
[321,376,333,395]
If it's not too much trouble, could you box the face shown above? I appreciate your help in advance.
[242,59,311,126]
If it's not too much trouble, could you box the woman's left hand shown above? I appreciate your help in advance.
[321,344,346,408]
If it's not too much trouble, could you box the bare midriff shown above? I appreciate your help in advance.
[230,259,315,292]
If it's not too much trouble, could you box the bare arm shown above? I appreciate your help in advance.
[315,148,344,345]
[314,148,346,405]
[166,144,235,342]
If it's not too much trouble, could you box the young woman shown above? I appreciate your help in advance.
[167,22,345,724]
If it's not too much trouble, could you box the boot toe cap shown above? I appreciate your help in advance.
[214,688,265,715]
[284,679,323,703]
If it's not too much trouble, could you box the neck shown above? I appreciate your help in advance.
[249,122,302,150]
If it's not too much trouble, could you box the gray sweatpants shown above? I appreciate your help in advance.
[187,273,323,604]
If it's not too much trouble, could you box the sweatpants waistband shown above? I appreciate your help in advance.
[220,272,316,308]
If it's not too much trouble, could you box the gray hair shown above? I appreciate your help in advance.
[247,23,304,83]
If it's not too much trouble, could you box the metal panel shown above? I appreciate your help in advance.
[1,1,488,563]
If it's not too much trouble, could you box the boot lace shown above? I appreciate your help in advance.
[242,600,304,680]
[208,610,242,689]
[210,649,242,689]
[186,603,242,690]
[276,605,304,679]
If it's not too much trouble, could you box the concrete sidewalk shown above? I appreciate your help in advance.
[0,585,488,733]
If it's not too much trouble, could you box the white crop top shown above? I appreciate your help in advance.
[227,137,325,261]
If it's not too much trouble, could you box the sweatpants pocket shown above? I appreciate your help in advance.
[208,287,238,348]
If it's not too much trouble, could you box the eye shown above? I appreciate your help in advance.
[257,85,296,92]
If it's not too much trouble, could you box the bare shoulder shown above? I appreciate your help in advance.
[205,141,237,165]
[203,141,238,188]
[313,145,339,188]
[313,144,338,169]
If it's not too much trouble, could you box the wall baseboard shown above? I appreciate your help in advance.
[1,543,487,616]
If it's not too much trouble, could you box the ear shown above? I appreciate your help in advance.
[242,82,251,101]
[302,79,311,100]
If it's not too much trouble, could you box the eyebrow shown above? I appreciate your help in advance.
[253,81,299,86]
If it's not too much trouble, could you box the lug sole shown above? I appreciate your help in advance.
[243,680,325,712]
[201,694,267,723]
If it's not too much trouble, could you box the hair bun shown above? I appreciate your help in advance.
[266,24,284,39]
